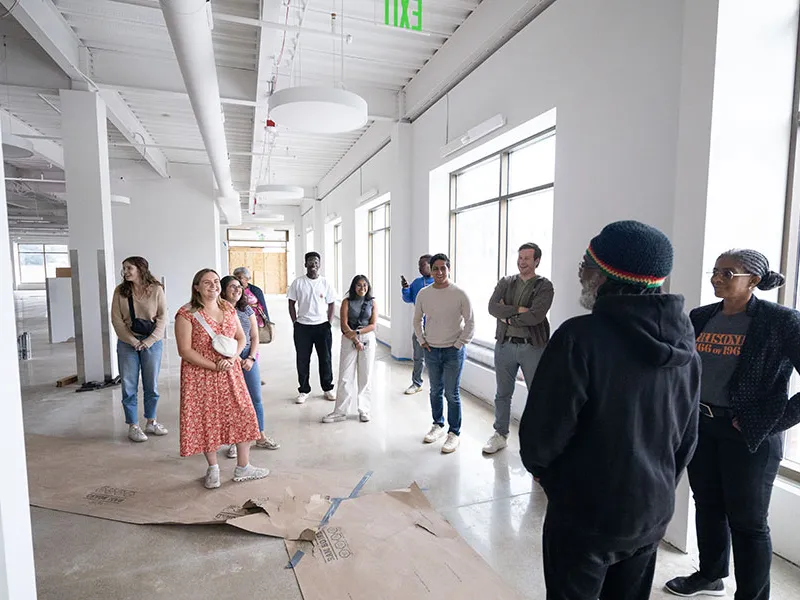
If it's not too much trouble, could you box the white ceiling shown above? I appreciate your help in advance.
[1,0,495,231]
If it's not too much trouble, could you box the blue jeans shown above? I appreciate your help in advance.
[411,332,425,387]
[425,345,466,435]
[241,346,264,431]
[118,339,163,425]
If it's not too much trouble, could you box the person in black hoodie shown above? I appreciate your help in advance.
[665,249,800,600]
[519,220,700,600]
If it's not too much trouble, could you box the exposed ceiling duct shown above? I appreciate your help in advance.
[158,0,242,226]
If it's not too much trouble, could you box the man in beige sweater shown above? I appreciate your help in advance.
[413,253,474,454]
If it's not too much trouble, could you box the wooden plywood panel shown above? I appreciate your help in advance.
[228,247,287,295]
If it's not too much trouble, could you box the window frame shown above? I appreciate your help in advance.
[774,18,800,482]
[448,127,556,349]
[16,242,69,284]
[368,200,391,318]
[333,222,343,296]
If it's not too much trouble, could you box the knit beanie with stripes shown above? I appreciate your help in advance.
[586,220,673,289]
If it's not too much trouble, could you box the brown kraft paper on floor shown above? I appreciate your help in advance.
[285,483,525,600]
[25,434,362,539]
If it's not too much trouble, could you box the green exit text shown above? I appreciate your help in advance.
[385,0,422,31]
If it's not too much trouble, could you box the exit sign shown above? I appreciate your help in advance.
[385,0,422,31]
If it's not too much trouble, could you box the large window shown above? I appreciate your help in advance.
[333,222,343,295]
[17,243,69,284]
[369,201,391,317]
[305,229,314,254]
[449,129,555,344]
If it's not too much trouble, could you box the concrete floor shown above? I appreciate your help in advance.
[15,291,800,599]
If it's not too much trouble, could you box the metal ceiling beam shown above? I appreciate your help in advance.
[0,0,171,178]
[403,0,558,120]
[90,48,258,105]
[99,90,168,178]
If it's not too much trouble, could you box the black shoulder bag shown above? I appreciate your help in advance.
[128,294,157,337]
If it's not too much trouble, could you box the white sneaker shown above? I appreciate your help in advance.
[482,432,508,454]
[255,436,280,450]
[322,412,346,423]
[423,424,446,444]
[405,384,423,395]
[145,421,168,436]
[359,412,371,423]
[442,432,460,454]
[226,444,237,459]
[128,424,148,442]
[296,392,309,404]
[204,465,220,489]
[323,390,337,401]
[233,463,270,482]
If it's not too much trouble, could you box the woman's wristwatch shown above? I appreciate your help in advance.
[247,355,256,362]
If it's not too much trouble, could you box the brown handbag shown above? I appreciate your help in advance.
[254,304,274,344]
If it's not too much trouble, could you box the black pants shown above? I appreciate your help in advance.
[293,322,333,393]
[688,415,782,600]
[543,519,658,600]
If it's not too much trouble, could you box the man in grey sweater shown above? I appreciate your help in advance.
[413,253,475,454]
[484,243,554,454]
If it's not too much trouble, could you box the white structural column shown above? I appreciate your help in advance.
[0,140,38,598]
[60,89,118,383]
[390,123,414,359]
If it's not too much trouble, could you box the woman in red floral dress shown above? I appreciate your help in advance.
[174,268,269,489]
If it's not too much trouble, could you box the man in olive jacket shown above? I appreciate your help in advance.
[484,242,554,455]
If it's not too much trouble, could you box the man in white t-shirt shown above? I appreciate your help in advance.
[288,252,337,404]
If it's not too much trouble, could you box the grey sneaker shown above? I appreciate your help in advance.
[482,432,508,454]
[226,444,238,459]
[322,412,346,423]
[442,432,460,454]
[204,465,220,489]
[145,421,168,436]
[255,436,280,450]
[233,464,270,482]
[128,424,148,442]
[423,424,446,444]
[665,573,726,597]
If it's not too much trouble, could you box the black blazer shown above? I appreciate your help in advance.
[691,295,800,452]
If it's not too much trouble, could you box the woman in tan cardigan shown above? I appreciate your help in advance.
[111,256,168,442]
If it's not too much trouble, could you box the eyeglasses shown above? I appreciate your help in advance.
[708,269,752,281]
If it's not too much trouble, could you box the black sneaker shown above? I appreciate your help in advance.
[665,573,726,597]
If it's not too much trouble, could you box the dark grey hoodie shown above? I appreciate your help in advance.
[519,293,700,551]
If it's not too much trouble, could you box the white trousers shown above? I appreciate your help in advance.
[332,331,376,416]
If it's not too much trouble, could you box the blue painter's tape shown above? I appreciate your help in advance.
[318,497,343,528]
[290,470,376,569]
[348,470,374,498]
[286,550,304,569]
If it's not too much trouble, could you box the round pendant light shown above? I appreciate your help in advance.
[2,134,34,159]
[268,86,368,133]
[255,184,305,201]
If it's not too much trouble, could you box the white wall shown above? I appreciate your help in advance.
[110,161,220,318]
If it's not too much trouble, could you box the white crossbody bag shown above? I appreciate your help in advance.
[193,311,238,358]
